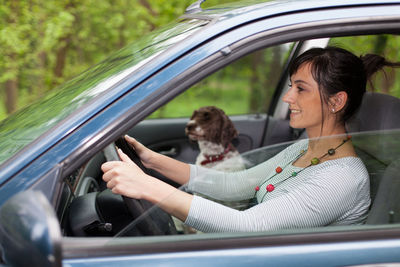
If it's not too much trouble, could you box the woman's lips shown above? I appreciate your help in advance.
[290,109,301,116]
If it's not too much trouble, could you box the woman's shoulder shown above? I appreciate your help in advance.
[323,156,366,169]
[315,156,369,182]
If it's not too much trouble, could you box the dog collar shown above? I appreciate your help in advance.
[200,144,233,165]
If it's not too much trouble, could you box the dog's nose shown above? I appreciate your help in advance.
[186,124,193,131]
[187,124,195,130]
[185,120,196,133]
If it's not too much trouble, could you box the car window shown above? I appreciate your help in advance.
[149,43,294,118]
[59,34,400,241]
[58,43,296,237]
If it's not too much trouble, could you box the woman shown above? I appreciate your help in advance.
[102,47,399,232]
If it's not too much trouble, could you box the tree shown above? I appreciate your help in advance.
[0,0,198,120]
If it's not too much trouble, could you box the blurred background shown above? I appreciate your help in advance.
[0,0,233,120]
[1,0,400,121]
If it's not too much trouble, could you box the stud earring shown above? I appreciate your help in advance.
[331,108,336,113]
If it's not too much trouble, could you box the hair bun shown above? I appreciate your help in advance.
[360,54,387,79]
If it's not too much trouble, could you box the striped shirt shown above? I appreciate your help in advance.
[185,140,371,232]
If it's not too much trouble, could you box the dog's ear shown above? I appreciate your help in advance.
[206,107,223,144]
[220,111,238,148]
[190,109,198,120]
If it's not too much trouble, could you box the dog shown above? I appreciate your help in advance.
[171,106,247,234]
[185,106,245,172]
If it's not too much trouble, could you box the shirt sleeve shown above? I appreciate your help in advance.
[187,141,306,201]
[187,151,283,201]
[185,162,368,232]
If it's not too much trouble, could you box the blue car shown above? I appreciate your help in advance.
[1,0,400,266]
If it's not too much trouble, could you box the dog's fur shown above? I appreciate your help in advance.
[185,106,245,172]
[172,106,247,234]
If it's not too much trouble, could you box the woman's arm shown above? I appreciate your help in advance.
[186,161,370,232]
[124,135,261,202]
[125,135,190,185]
[187,143,297,201]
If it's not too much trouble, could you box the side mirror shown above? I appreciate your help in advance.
[0,190,61,267]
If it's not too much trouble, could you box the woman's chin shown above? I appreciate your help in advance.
[289,120,302,129]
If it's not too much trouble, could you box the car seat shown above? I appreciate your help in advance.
[366,160,400,224]
[346,92,400,133]
[346,92,400,224]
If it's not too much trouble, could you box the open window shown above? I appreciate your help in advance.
[55,31,400,241]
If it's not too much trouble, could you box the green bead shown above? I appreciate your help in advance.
[311,157,320,165]
[291,172,297,177]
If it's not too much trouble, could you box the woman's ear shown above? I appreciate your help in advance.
[329,91,348,113]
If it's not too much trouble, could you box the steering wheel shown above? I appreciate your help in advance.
[103,138,177,236]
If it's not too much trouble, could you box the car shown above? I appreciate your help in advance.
[1,0,400,266]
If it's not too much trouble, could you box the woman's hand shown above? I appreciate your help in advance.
[124,135,154,169]
[101,147,193,222]
[101,148,154,199]
[124,134,191,186]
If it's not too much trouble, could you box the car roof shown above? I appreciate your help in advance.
[1,0,400,183]
[190,0,400,19]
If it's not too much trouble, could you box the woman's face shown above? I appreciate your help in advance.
[282,63,328,137]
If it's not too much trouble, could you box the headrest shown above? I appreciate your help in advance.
[346,92,400,133]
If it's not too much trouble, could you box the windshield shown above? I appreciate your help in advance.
[0,19,208,166]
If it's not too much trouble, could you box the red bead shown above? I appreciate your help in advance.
[255,186,260,191]
[266,184,275,192]
[276,167,282,173]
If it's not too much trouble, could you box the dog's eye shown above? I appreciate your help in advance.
[203,112,210,120]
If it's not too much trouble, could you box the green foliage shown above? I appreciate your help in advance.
[0,0,196,120]
[150,77,250,118]
[329,35,400,97]
[150,43,294,118]
[2,0,400,123]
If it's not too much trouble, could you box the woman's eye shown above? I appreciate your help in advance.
[288,83,292,88]
[297,87,305,92]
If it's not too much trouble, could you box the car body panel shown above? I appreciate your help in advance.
[60,223,400,266]
[63,239,400,267]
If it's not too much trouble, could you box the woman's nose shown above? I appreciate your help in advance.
[282,88,295,104]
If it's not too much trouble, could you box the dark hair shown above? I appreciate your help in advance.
[289,46,400,123]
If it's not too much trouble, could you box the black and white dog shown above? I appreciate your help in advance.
[185,106,245,172]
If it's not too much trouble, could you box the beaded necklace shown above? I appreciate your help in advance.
[254,135,351,203]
